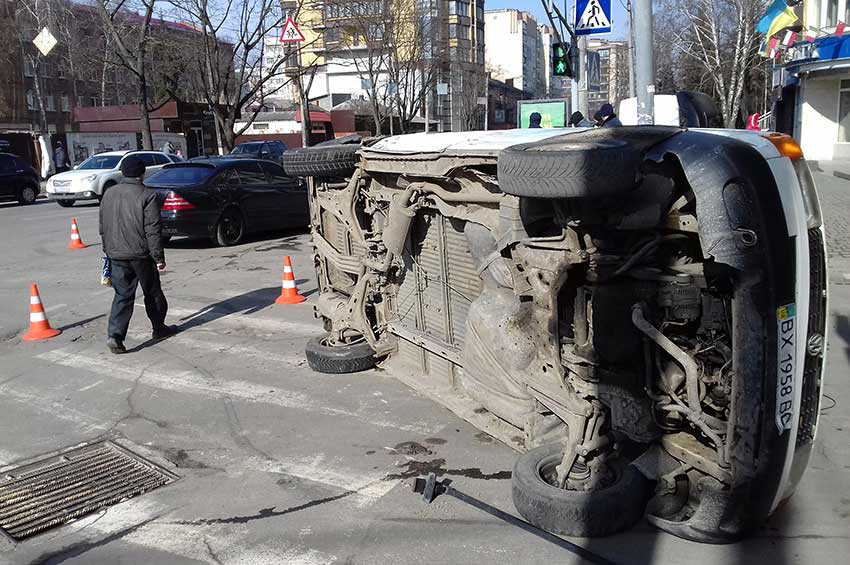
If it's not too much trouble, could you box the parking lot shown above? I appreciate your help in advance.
[0,176,849,564]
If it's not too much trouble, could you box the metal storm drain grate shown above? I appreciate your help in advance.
[0,441,176,541]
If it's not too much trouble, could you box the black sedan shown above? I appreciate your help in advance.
[144,158,309,246]
[0,152,40,205]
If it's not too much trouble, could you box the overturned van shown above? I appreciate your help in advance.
[282,126,827,543]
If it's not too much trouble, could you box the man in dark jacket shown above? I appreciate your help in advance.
[595,103,623,127]
[99,155,176,353]
[568,111,594,127]
[528,112,542,128]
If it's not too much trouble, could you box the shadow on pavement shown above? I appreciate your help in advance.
[833,314,850,365]
[57,313,106,332]
[174,286,281,333]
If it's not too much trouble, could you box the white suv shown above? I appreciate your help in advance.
[46,150,180,207]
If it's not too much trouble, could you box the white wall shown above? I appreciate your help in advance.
[233,119,301,135]
[798,75,841,161]
[484,11,526,91]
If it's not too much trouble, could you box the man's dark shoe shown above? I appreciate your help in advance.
[107,337,127,354]
[152,325,179,340]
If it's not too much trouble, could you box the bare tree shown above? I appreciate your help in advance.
[454,65,486,131]
[96,0,162,149]
[328,0,393,134]
[386,1,441,133]
[167,0,321,151]
[0,1,21,121]
[663,0,765,127]
[14,0,61,133]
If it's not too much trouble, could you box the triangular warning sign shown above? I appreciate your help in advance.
[280,17,305,43]
[576,0,611,32]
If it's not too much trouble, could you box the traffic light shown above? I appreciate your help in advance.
[553,42,573,78]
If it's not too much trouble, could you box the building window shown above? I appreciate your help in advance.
[90,95,99,107]
[253,122,269,131]
[827,0,839,26]
[46,94,55,111]
[76,95,84,107]
[449,24,469,39]
[26,90,35,111]
[838,79,850,142]
[449,1,469,16]
[61,94,70,112]
[57,65,66,78]
[24,58,35,77]
[324,27,341,46]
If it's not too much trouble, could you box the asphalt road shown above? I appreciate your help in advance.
[0,181,848,565]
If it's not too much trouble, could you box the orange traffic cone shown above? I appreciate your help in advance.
[23,284,61,341]
[67,217,86,250]
[275,256,306,305]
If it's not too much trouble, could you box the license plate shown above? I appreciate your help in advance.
[776,304,796,433]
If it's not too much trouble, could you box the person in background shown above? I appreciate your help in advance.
[54,141,70,173]
[99,155,177,354]
[595,103,623,127]
[746,113,761,131]
[528,112,542,128]
[568,111,594,128]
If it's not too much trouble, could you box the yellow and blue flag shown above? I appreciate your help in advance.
[757,0,800,38]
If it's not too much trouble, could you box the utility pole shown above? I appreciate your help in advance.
[626,0,635,98]
[633,0,655,124]
[577,36,588,116]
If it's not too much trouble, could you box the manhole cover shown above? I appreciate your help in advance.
[0,441,176,541]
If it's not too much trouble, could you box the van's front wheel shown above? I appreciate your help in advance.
[511,444,650,537]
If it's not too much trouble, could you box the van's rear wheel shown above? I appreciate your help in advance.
[512,444,650,537]
[305,334,377,374]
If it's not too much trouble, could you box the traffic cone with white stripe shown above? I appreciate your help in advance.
[23,284,61,341]
[67,217,86,250]
[275,256,306,305]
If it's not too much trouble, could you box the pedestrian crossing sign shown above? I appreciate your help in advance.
[575,0,612,36]
[280,17,305,43]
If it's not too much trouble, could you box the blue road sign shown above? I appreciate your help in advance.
[575,0,612,36]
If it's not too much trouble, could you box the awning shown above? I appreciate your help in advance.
[295,110,332,123]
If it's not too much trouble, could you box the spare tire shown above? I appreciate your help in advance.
[497,126,681,199]
[511,443,650,537]
[282,144,360,179]
[305,335,377,374]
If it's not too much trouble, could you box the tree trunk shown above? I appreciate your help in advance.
[30,56,49,134]
[295,74,311,148]
[139,73,153,150]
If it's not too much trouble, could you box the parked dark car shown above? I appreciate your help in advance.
[230,141,287,162]
[0,152,40,205]
[144,158,309,246]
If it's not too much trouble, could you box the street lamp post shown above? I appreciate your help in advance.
[633,0,655,124]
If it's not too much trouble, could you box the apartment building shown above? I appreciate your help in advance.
[539,24,569,99]
[586,40,630,111]
[484,9,545,97]
[0,0,210,135]
[281,0,486,132]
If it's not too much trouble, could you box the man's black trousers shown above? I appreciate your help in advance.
[108,258,168,340]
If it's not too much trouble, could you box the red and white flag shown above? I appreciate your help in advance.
[782,30,798,46]
[768,36,780,51]
[837,21,847,37]
[805,27,817,42]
